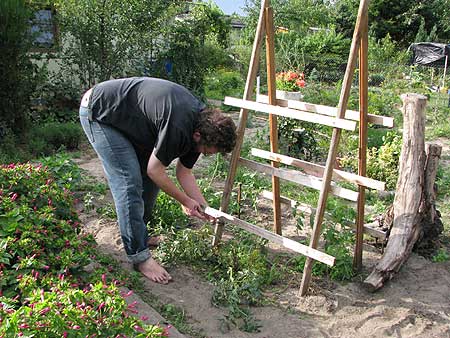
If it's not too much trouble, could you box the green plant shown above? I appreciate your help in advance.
[293,223,355,281]
[0,159,168,337]
[432,248,449,262]
[205,68,244,100]
[0,278,168,337]
[340,131,402,190]
[152,214,277,333]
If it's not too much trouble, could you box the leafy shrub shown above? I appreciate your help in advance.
[278,118,320,161]
[205,68,245,101]
[28,122,83,156]
[340,131,402,190]
[369,73,385,87]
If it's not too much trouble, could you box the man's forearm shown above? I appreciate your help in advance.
[176,162,207,206]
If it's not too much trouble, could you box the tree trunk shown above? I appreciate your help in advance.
[364,93,442,292]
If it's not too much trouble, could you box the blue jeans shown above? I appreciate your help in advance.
[79,107,159,264]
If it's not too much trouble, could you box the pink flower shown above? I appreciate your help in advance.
[40,307,51,315]
[10,193,18,201]
[121,290,133,297]
[72,325,81,330]
[101,274,107,285]
[133,325,145,332]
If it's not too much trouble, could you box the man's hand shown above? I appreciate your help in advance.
[181,198,207,220]
[181,199,216,222]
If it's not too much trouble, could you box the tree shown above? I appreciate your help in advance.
[53,0,179,90]
[0,0,37,135]
[333,0,450,47]
[152,3,230,97]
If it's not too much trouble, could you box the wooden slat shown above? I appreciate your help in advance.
[239,157,359,202]
[300,0,371,296]
[205,207,335,266]
[264,3,282,235]
[224,97,357,131]
[251,148,385,191]
[261,191,386,240]
[354,11,369,271]
[213,0,267,246]
[257,94,394,128]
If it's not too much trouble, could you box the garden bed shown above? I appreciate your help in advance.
[72,114,450,338]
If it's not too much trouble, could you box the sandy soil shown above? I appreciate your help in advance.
[73,117,450,338]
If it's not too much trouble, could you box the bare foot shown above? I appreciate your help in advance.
[147,236,162,248]
[137,258,172,284]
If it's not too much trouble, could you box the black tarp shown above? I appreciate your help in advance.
[409,43,450,68]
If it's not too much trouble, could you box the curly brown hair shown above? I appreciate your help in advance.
[195,108,236,154]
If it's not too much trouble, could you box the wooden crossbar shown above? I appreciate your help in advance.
[261,191,386,240]
[257,95,394,128]
[223,97,357,131]
[251,148,385,191]
[239,157,359,202]
[205,207,335,266]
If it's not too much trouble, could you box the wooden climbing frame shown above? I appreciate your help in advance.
[209,0,393,296]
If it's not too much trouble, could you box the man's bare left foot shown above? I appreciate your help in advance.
[137,258,172,284]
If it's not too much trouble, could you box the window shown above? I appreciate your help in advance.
[30,8,58,50]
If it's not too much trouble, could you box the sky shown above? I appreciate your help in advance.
[213,0,246,16]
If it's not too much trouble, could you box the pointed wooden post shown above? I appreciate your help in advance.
[264,0,282,235]
[299,0,370,296]
[213,0,267,245]
[354,5,369,271]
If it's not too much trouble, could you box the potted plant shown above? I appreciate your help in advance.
[275,70,306,100]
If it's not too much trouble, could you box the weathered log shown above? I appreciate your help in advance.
[364,93,428,291]
[414,143,443,255]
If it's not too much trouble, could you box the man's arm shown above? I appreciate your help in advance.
[147,151,205,220]
[176,160,207,207]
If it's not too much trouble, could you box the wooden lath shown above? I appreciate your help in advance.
[206,207,335,266]
[238,157,360,201]
[251,148,385,191]
[256,95,394,128]
[260,191,386,240]
[223,97,357,131]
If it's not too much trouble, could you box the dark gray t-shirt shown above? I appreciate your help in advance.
[89,77,205,169]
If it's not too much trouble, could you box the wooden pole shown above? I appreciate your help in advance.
[299,0,370,296]
[442,55,448,89]
[264,1,282,235]
[354,7,369,271]
[213,0,267,245]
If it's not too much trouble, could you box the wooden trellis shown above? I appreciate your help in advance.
[207,0,393,295]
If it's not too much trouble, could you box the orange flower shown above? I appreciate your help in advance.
[295,79,306,88]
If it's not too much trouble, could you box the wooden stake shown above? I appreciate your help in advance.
[299,0,370,296]
[264,2,282,235]
[213,0,267,245]
[354,6,369,271]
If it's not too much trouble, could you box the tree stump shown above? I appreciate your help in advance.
[364,93,443,292]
